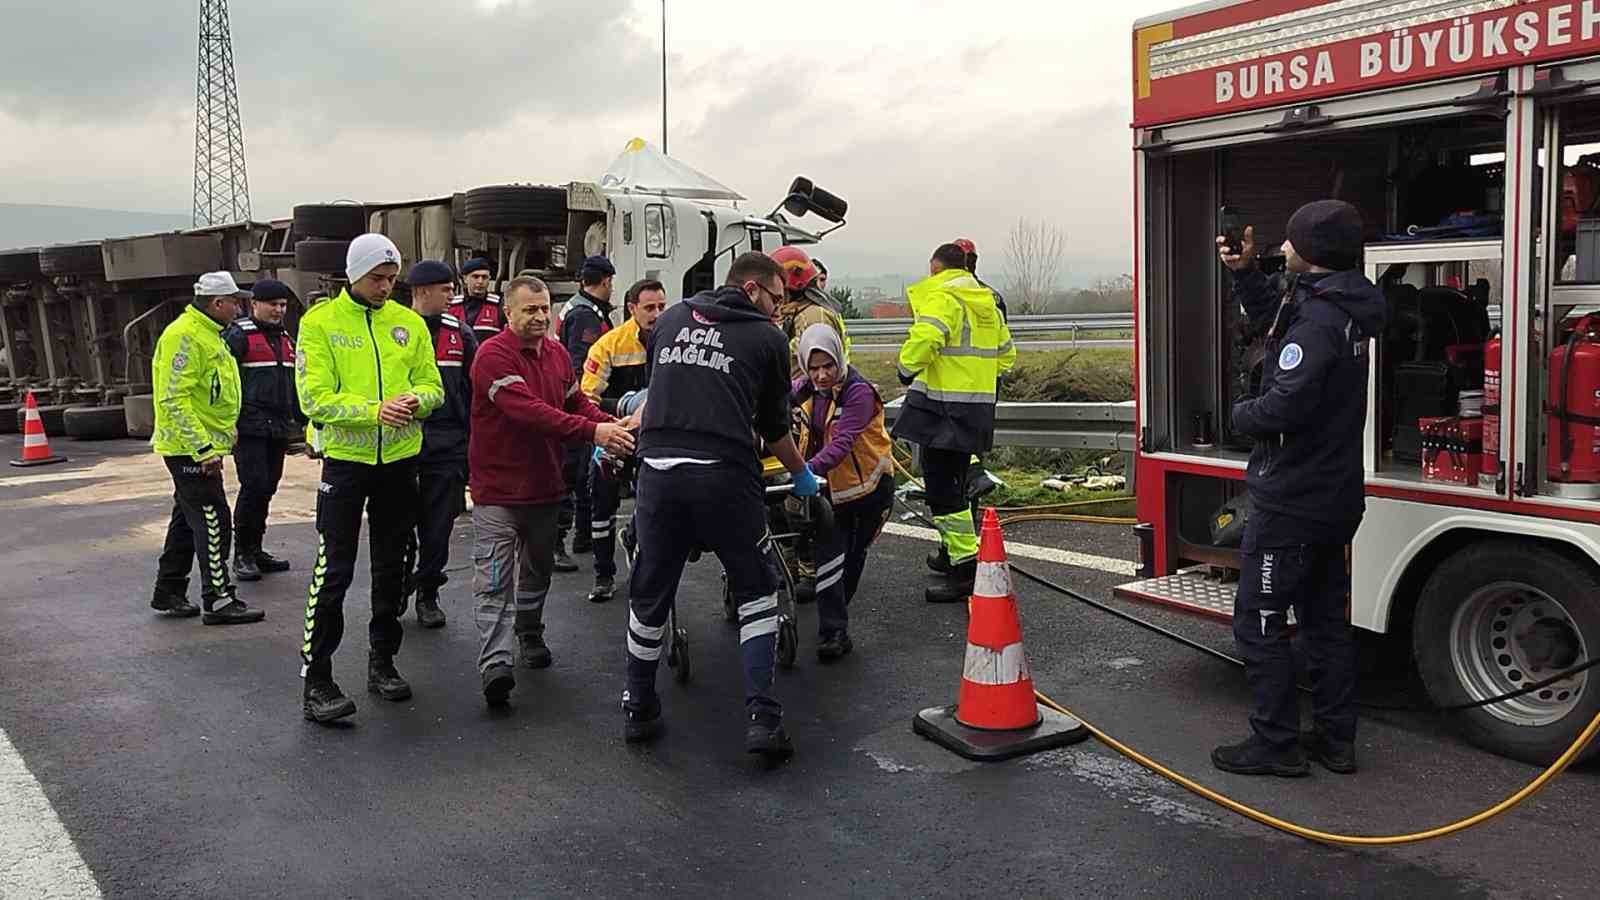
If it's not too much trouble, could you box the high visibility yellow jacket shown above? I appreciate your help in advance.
[151,304,241,461]
[295,290,445,465]
[892,268,1015,453]
[581,317,650,414]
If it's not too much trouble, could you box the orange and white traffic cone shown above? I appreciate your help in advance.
[913,508,1087,761]
[10,391,68,468]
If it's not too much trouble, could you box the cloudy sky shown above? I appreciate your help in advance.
[0,0,1180,281]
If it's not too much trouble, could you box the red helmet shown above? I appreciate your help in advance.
[769,245,820,294]
[952,238,977,255]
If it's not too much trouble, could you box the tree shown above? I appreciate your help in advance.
[1003,218,1067,316]
[828,285,860,319]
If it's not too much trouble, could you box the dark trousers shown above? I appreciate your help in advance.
[232,435,288,554]
[404,454,467,595]
[813,476,895,638]
[590,461,623,578]
[559,447,593,544]
[154,456,235,609]
[1232,544,1358,748]
[626,462,780,714]
[302,458,419,686]
[920,447,970,517]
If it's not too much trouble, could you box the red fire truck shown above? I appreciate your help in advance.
[1121,0,1600,763]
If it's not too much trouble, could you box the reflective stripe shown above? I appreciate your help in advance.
[436,360,463,367]
[817,554,846,577]
[487,374,525,403]
[627,634,663,661]
[962,641,1030,686]
[610,352,647,365]
[998,340,1014,355]
[915,316,951,337]
[973,560,1012,599]
[942,345,1003,359]
[829,456,892,503]
[565,380,580,398]
[896,363,918,381]
[816,570,844,591]
[737,595,778,618]
[740,616,780,643]
[629,610,666,641]
[906,382,996,404]
[240,360,278,368]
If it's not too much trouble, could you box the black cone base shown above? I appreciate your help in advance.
[912,703,1089,762]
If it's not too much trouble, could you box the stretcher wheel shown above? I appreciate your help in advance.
[777,617,798,669]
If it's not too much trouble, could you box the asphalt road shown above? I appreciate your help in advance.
[1,437,1596,898]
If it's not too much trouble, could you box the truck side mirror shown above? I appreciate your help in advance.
[781,176,849,224]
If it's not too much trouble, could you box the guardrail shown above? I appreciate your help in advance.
[844,312,1133,339]
[884,399,1137,452]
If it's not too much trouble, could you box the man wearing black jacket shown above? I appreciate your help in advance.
[622,252,820,759]
[223,279,307,581]
[1213,200,1386,778]
[402,260,478,629]
[556,255,616,568]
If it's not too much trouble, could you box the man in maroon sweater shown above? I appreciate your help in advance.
[468,276,635,707]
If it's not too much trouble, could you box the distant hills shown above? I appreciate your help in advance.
[0,204,194,251]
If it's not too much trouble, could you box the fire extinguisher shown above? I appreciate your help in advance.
[1482,329,1500,485]
[1548,314,1600,484]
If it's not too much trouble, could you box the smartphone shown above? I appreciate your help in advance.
[1219,206,1246,255]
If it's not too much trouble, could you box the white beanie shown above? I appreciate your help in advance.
[345,233,402,283]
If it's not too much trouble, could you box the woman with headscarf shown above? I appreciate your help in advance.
[790,323,895,660]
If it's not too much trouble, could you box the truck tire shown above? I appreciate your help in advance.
[464,185,567,233]
[1413,540,1600,765]
[38,243,105,278]
[64,405,128,440]
[124,394,156,439]
[18,403,70,435]
[0,249,41,283]
[294,239,350,275]
[293,204,368,241]
[0,403,20,433]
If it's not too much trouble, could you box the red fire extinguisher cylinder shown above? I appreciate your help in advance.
[1547,316,1600,484]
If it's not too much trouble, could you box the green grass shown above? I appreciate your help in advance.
[852,347,1132,404]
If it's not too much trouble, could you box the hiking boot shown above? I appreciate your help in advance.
[744,709,794,759]
[572,531,593,555]
[924,560,976,604]
[553,543,579,573]
[254,550,291,573]
[481,664,515,708]
[1301,731,1358,774]
[150,588,200,618]
[366,654,412,701]
[303,681,357,723]
[232,553,262,582]
[202,598,266,625]
[794,577,816,606]
[816,631,854,662]
[1211,734,1309,777]
[926,546,952,574]
[519,635,552,670]
[623,692,663,744]
[415,591,446,629]
[588,575,615,604]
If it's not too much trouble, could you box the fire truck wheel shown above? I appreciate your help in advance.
[464,185,567,234]
[292,204,368,241]
[1414,540,1600,765]
[64,405,128,440]
[38,243,105,278]
[294,240,351,275]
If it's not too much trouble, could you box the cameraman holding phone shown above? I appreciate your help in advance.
[1212,201,1386,778]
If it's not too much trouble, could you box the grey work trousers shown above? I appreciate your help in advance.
[472,503,559,673]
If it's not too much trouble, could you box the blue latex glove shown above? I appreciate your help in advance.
[790,465,821,498]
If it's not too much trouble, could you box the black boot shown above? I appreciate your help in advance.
[1211,734,1309,777]
[254,549,291,573]
[232,551,262,582]
[924,560,976,604]
[817,631,854,661]
[415,589,446,629]
[150,587,200,618]
[623,692,664,744]
[588,575,615,603]
[1301,731,1358,774]
[481,664,515,707]
[367,653,412,701]
[303,681,357,723]
[744,709,794,759]
[926,546,952,574]
[572,531,593,555]
[202,597,266,625]
[519,634,552,669]
[553,537,578,573]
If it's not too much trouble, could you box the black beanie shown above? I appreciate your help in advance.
[1286,200,1364,271]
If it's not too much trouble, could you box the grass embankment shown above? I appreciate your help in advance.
[852,346,1136,511]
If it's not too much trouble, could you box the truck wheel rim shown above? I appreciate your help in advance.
[1450,582,1587,727]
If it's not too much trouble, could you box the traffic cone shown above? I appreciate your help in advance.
[912,508,1087,761]
[10,392,68,468]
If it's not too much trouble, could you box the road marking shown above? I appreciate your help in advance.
[882,522,1137,577]
[0,727,101,898]
[0,472,102,489]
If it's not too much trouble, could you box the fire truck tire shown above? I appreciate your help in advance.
[38,244,105,278]
[464,186,567,233]
[1413,540,1600,765]
[294,240,351,275]
[0,249,41,283]
[19,403,71,436]
[124,394,156,439]
[0,404,20,434]
[292,204,368,241]
[64,405,128,440]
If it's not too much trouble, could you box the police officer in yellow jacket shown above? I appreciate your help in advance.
[296,234,445,724]
[149,272,267,626]
[894,243,1016,603]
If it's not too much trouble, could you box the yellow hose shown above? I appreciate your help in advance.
[1034,690,1600,846]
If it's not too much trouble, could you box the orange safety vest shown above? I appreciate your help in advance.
[795,370,893,504]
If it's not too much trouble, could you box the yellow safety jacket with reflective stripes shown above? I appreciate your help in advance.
[295,290,445,465]
[581,317,650,414]
[151,304,242,461]
[892,268,1016,453]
